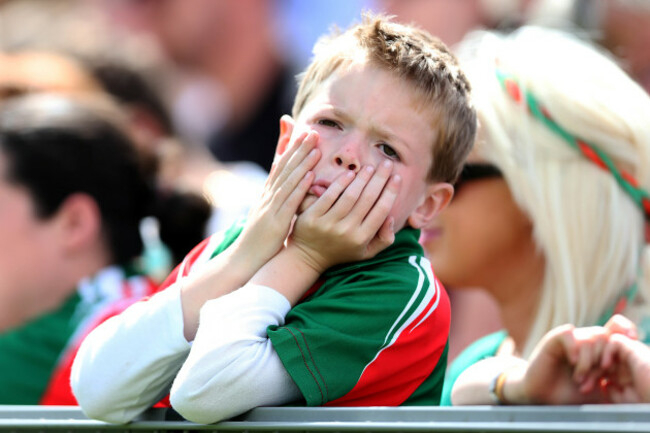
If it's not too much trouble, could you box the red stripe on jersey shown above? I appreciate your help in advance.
[157,236,213,292]
[325,278,450,406]
[121,280,131,298]
[298,278,325,304]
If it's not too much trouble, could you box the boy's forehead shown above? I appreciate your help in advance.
[301,61,433,116]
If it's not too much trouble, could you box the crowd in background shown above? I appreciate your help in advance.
[1,0,650,411]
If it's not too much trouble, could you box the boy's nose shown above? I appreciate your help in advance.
[334,140,361,172]
[335,156,359,172]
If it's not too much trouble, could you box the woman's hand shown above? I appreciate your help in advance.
[453,317,648,406]
[600,332,650,403]
[505,317,640,405]
[510,324,611,404]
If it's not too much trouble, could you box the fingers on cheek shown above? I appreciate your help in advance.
[295,172,315,196]
[305,130,320,146]
[377,160,394,175]
[327,172,356,201]
[294,131,309,146]
[380,217,395,242]
[342,170,356,186]
[389,174,401,193]
[374,176,400,211]
[307,148,321,165]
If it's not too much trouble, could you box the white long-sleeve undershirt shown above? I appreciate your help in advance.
[71,282,301,425]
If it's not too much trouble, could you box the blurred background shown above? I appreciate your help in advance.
[1,0,649,362]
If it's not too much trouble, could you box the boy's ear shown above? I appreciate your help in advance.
[407,183,454,229]
[275,114,295,157]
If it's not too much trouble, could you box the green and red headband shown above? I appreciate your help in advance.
[496,70,650,228]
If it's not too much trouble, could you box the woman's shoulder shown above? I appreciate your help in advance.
[449,330,509,376]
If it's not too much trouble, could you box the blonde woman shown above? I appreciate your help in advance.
[420,25,650,405]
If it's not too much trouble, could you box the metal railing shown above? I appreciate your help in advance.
[1,405,650,433]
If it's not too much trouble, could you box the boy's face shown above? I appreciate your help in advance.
[280,62,452,231]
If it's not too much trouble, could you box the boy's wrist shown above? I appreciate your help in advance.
[249,245,322,306]
[230,237,274,277]
[285,242,330,275]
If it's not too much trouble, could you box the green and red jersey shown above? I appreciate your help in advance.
[162,221,451,406]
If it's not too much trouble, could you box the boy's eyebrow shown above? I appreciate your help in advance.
[371,125,409,149]
[331,108,412,150]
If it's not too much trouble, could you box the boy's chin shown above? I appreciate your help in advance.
[297,195,318,214]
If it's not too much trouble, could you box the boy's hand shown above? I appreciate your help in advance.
[179,131,319,341]
[289,159,401,274]
[232,131,320,270]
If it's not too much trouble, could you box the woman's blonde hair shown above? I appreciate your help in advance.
[456,26,650,357]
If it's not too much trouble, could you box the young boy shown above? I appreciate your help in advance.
[71,14,476,424]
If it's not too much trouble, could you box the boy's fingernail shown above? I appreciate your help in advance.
[382,160,393,169]
[365,165,375,174]
[346,170,355,178]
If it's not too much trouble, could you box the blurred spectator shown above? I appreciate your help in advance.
[0,49,213,270]
[0,94,204,403]
[101,0,297,172]
[0,0,268,238]
[76,56,258,239]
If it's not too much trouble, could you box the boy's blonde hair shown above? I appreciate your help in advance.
[292,13,476,183]
[456,26,650,357]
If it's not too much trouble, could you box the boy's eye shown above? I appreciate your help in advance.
[379,143,400,160]
[317,118,340,129]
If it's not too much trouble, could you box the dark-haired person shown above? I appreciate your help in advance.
[0,93,209,404]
